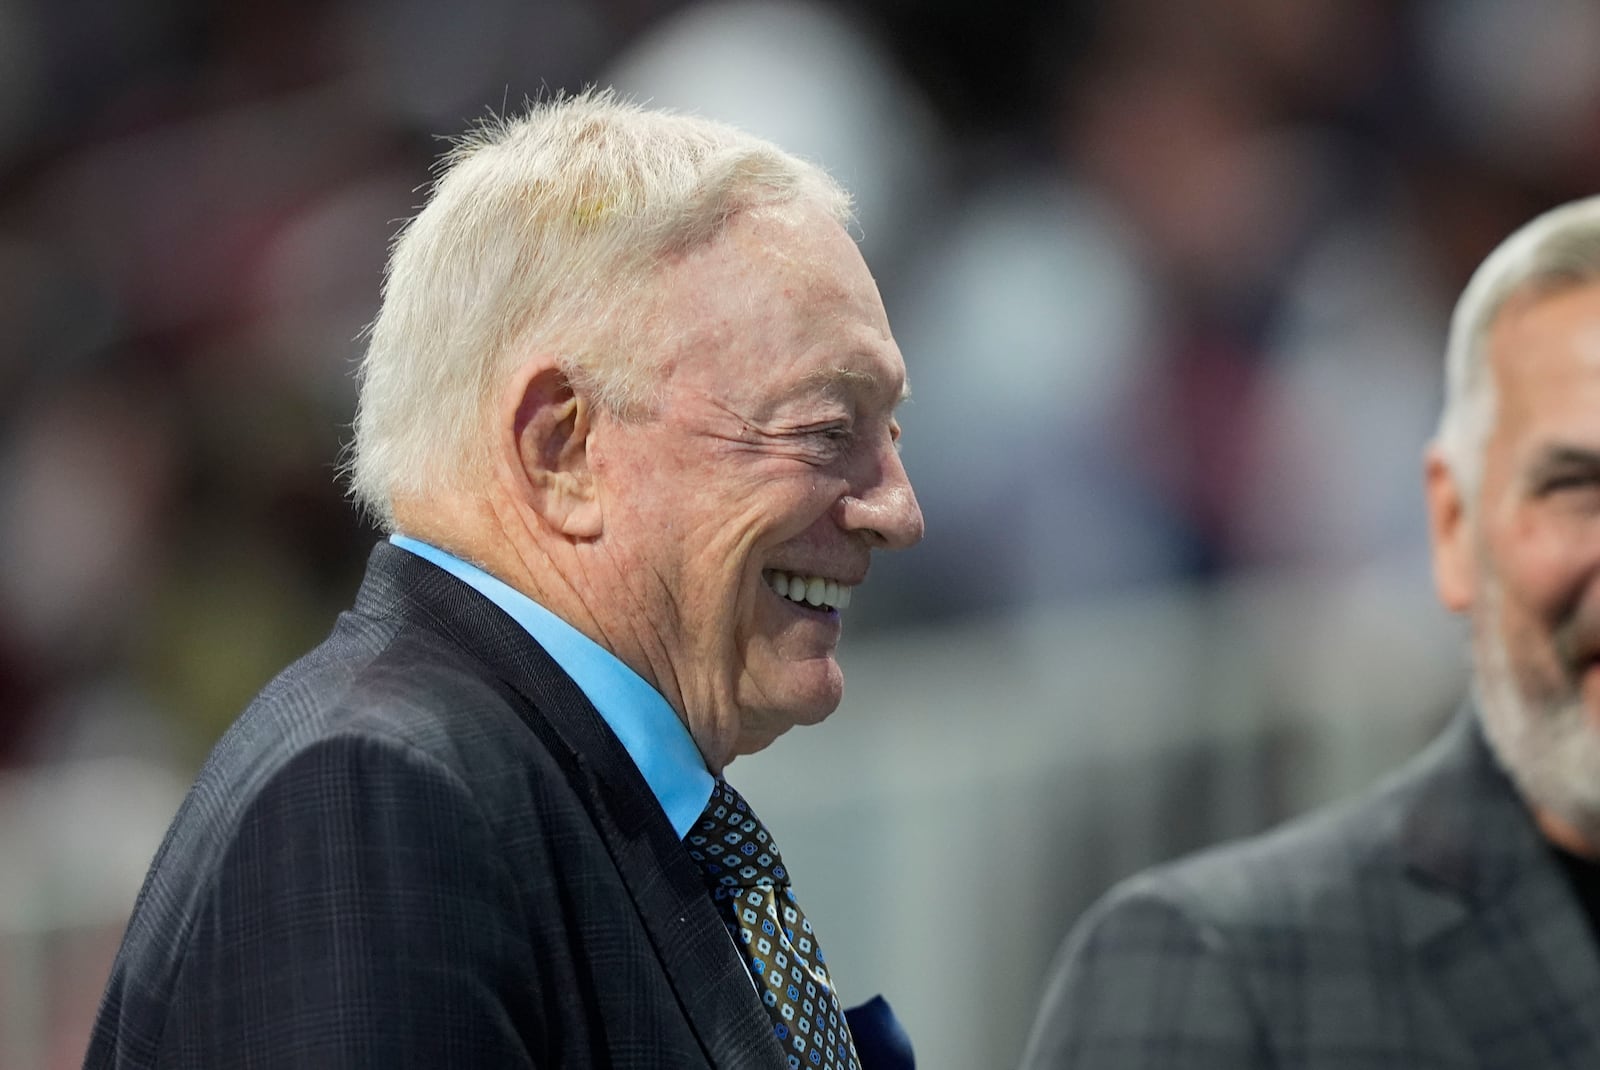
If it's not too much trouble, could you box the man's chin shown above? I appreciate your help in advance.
[1480,684,1600,841]
[766,688,844,735]
[786,658,846,725]
[738,662,844,739]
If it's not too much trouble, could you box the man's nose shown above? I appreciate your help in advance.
[837,446,924,550]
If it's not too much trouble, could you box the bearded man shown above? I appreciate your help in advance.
[1021,198,1600,1068]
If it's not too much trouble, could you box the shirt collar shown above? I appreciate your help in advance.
[389,534,715,838]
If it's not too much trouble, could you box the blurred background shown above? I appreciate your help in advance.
[3,0,1599,1066]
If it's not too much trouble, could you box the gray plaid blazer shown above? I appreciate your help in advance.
[1019,709,1600,1068]
[86,541,786,1068]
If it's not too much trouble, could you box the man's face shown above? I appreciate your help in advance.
[586,206,923,769]
[1429,281,1600,850]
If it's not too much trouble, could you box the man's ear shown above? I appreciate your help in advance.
[1424,444,1476,614]
[498,361,603,538]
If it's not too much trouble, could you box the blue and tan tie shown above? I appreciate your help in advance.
[686,780,861,1070]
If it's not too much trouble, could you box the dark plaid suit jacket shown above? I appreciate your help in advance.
[86,541,786,1068]
[1020,709,1600,1069]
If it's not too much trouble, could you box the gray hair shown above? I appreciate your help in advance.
[1437,195,1600,498]
[347,88,852,529]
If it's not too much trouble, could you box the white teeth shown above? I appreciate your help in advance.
[764,570,854,611]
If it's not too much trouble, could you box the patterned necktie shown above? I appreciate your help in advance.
[686,779,861,1070]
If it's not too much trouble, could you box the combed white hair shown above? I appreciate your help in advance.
[347,88,852,529]
[1437,195,1600,498]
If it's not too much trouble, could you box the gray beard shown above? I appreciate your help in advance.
[1473,578,1600,850]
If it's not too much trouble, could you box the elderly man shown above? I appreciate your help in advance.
[1020,197,1600,1068]
[85,91,922,1069]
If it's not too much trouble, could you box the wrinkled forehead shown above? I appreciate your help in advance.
[653,208,901,379]
[1486,283,1600,445]
[1568,317,1600,368]
[719,206,881,303]
[1493,283,1600,374]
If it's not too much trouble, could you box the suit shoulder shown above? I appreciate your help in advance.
[1098,743,1438,940]
[207,613,547,791]
[93,614,583,1060]
[137,613,570,942]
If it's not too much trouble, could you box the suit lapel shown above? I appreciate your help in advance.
[555,739,784,1069]
[355,543,784,1068]
[504,674,784,1070]
[1401,711,1600,1068]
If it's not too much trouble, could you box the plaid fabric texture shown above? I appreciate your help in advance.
[1019,711,1600,1069]
[86,542,787,1069]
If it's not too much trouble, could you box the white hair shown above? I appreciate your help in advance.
[347,88,852,529]
[1437,195,1600,499]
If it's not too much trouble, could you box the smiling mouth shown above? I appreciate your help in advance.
[763,569,853,611]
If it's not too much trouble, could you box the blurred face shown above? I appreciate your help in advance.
[586,206,923,770]
[1429,281,1600,853]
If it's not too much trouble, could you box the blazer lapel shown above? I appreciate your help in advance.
[356,543,784,1068]
[555,737,785,1070]
[1401,711,1600,1069]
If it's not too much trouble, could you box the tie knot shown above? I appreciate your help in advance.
[684,779,790,890]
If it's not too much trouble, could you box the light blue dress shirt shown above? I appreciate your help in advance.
[390,534,715,838]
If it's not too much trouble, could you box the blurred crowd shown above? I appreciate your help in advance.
[6,0,1600,1065]
[4,0,1600,771]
